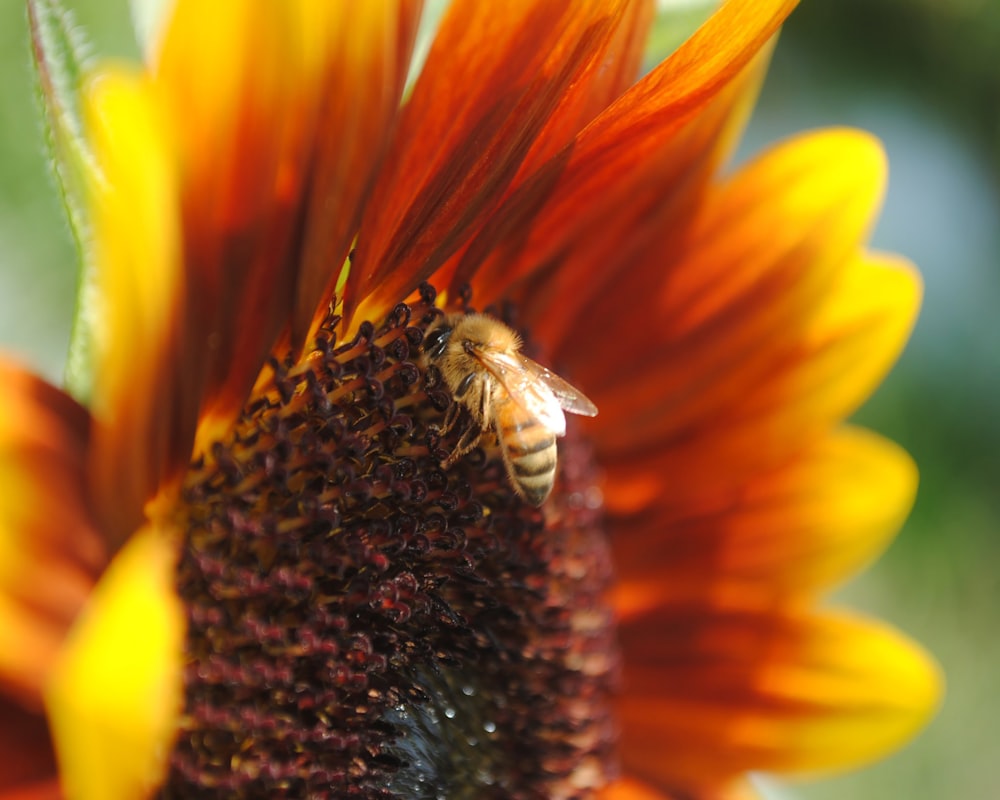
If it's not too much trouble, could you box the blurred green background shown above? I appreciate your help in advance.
[0,2,996,798]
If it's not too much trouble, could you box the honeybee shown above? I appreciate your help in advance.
[422,312,598,506]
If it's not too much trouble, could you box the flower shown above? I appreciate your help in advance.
[0,0,942,798]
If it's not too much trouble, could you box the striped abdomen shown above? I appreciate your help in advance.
[494,393,558,506]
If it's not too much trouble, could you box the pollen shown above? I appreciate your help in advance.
[165,286,619,798]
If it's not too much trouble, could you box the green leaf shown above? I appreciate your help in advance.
[27,0,100,403]
[646,0,722,67]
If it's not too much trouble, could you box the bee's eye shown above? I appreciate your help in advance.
[423,325,452,359]
[455,371,476,398]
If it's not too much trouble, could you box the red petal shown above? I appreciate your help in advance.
[522,42,773,348]
[0,698,57,797]
[449,0,795,307]
[348,0,633,325]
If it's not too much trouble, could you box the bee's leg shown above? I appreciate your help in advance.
[442,423,483,468]
[439,402,460,436]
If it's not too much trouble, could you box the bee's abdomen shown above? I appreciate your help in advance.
[500,414,557,506]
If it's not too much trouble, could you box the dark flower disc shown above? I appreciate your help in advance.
[166,288,618,799]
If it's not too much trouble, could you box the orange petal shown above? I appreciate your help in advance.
[151,2,421,451]
[287,1,422,348]
[617,608,942,787]
[602,775,761,800]
[0,698,57,794]
[348,0,632,325]
[453,0,795,308]
[44,523,185,800]
[513,0,656,181]
[520,39,774,349]
[608,428,917,616]
[0,598,69,712]
[81,66,186,544]
[0,360,105,702]
[0,781,61,800]
[590,250,919,510]
[572,127,888,419]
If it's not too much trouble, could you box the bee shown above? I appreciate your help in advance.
[422,312,598,506]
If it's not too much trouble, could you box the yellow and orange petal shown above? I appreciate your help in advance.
[0,360,105,704]
[591,250,921,518]
[153,0,422,377]
[616,609,941,791]
[563,128,890,420]
[609,427,917,617]
[603,775,761,800]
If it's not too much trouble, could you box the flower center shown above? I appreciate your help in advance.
[165,287,618,799]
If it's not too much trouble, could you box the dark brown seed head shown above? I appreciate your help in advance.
[166,290,618,799]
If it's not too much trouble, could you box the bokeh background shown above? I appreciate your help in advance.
[1,2,996,798]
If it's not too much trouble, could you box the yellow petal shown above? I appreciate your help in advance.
[762,251,922,436]
[617,608,943,786]
[45,524,185,800]
[83,66,185,546]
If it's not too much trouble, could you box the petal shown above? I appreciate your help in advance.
[602,776,760,800]
[522,40,774,349]
[755,251,921,445]
[44,524,185,800]
[602,778,674,800]
[512,0,656,180]
[603,251,921,495]
[82,66,186,544]
[348,0,633,324]
[572,128,889,425]
[287,2,422,347]
[153,1,421,448]
[607,427,918,612]
[0,360,105,702]
[616,609,942,787]
[0,781,62,800]
[0,597,68,711]
[0,698,56,794]
[452,0,796,308]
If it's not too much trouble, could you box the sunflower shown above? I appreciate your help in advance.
[1,0,941,798]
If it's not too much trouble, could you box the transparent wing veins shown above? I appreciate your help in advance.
[473,349,597,438]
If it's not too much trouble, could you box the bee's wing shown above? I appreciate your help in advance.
[478,351,597,436]
[477,351,569,435]
[528,361,598,418]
